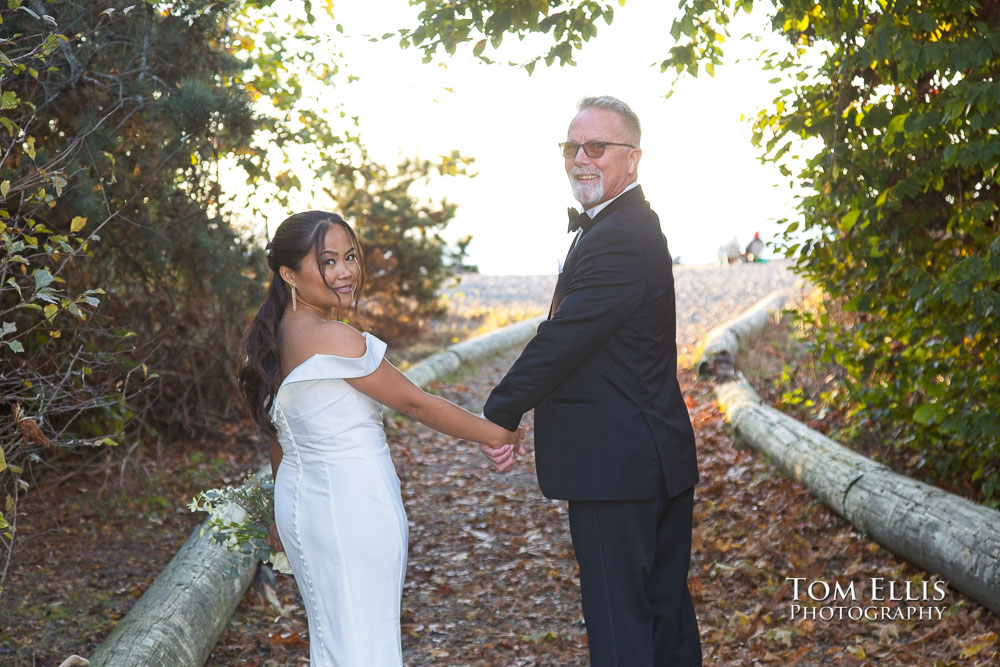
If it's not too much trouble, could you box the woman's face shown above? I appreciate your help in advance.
[287,224,360,315]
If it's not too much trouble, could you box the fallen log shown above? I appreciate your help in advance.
[404,315,545,389]
[402,349,462,389]
[716,377,1000,617]
[89,313,545,666]
[87,517,258,666]
[695,290,792,379]
[448,317,544,365]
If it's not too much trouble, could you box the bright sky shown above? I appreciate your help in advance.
[249,1,802,274]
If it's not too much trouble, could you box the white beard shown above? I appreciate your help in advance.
[569,168,604,207]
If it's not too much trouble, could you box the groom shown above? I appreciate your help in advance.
[482,96,702,665]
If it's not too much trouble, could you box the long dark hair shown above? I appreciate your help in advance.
[237,211,366,435]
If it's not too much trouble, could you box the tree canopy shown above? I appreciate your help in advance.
[664,0,1000,503]
[399,0,621,72]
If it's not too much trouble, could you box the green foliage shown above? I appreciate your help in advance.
[660,0,1000,502]
[0,0,418,592]
[0,3,142,594]
[659,0,754,82]
[334,150,477,342]
[399,0,621,72]
[0,1,272,446]
[0,0,480,594]
[189,469,288,577]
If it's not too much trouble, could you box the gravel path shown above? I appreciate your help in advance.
[443,260,804,354]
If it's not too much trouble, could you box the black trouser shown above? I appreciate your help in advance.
[568,485,701,666]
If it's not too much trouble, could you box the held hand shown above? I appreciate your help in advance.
[480,426,528,472]
[480,442,517,473]
[267,522,284,553]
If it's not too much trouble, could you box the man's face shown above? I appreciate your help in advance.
[564,107,641,209]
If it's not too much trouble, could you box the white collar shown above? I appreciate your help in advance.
[585,181,640,218]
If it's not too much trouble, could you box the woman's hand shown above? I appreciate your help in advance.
[267,522,284,552]
[481,426,527,472]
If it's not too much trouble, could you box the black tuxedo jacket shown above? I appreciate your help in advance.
[484,186,699,501]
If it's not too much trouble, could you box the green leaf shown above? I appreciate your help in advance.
[1,91,18,110]
[914,404,946,426]
[885,112,909,140]
[839,210,860,232]
[70,216,86,233]
[6,277,22,298]
[32,269,54,291]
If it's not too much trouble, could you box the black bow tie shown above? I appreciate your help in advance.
[567,207,587,233]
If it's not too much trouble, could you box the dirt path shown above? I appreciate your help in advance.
[6,263,998,665]
[209,339,999,665]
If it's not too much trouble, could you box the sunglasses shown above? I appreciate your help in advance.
[559,141,636,158]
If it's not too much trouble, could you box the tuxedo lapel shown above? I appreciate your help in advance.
[549,230,582,318]
[548,186,646,319]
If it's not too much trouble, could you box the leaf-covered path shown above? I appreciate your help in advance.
[7,266,997,665]
[211,341,999,665]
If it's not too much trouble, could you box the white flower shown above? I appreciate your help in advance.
[219,501,248,525]
[268,550,293,574]
[190,471,280,575]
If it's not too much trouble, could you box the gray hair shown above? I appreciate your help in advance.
[577,96,641,146]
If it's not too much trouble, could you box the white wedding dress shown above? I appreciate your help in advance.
[271,333,408,666]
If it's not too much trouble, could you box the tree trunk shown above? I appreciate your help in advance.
[696,291,791,379]
[393,316,544,390]
[716,377,1000,616]
[448,316,544,365]
[89,314,545,666]
[403,349,462,389]
[88,518,257,666]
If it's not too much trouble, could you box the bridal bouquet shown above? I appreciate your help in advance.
[188,470,292,575]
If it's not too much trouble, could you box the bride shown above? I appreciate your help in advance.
[236,211,524,666]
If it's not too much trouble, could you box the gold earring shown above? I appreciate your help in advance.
[291,285,297,312]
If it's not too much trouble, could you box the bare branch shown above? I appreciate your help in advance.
[29,0,84,91]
